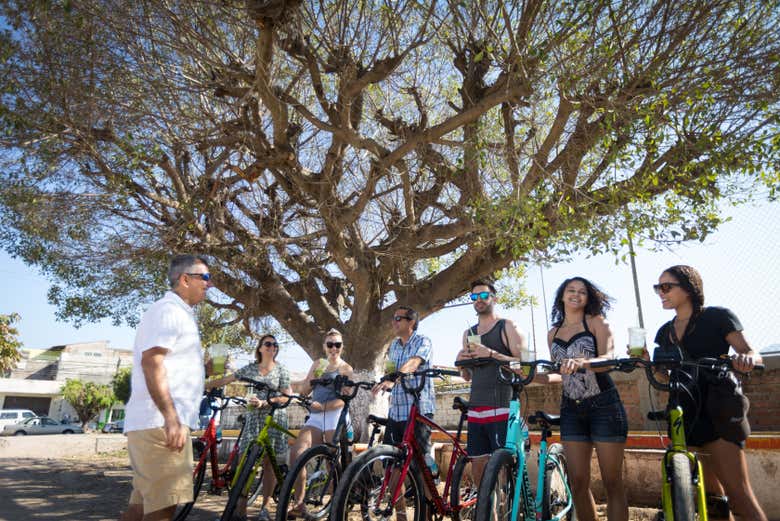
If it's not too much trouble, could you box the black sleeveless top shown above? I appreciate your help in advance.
[550,318,614,400]
[468,319,514,408]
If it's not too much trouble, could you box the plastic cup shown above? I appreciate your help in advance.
[628,327,646,357]
[209,343,230,375]
[520,348,536,376]
[384,360,397,374]
[314,359,328,377]
[246,393,258,411]
[466,334,481,346]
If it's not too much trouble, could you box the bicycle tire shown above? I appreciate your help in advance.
[220,443,263,521]
[450,454,477,521]
[330,445,426,521]
[670,452,696,521]
[276,445,340,521]
[542,443,575,521]
[475,448,522,521]
[172,457,208,521]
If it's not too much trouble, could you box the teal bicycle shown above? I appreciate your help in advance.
[459,358,574,521]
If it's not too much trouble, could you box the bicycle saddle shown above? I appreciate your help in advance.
[452,396,470,412]
[527,410,560,427]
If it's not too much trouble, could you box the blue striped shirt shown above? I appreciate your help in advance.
[387,332,435,421]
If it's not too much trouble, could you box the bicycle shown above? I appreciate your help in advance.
[219,377,309,521]
[589,351,764,521]
[173,388,248,521]
[330,367,477,521]
[275,375,386,521]
[466,358,574,521]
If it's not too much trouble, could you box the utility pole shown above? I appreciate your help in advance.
[627,231,644,328]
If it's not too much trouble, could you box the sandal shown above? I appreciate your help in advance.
[287,505,308,519]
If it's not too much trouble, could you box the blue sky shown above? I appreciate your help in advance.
[1,199,778,373]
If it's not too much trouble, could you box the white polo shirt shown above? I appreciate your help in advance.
[124,291,205,432]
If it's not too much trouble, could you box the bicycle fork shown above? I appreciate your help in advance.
[662,407,708,520]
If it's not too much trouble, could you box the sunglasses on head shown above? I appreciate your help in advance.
[261,340,279,348]
[186,272,211,281]
[653,282,681,294]
[470,291,492,301]
[325,341,343,349]
[392,315,412,322]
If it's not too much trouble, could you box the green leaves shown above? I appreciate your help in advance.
[0,313,23,375]
[60,378,115,429]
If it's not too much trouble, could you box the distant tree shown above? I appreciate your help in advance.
[60,379,115,429]
[0,313,23,376]
[111,367,132,404]
[1,1,778,370]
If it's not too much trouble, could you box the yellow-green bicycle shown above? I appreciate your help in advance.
[218,377,308,521]
[591,350,762,521]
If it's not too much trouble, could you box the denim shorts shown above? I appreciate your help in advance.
[560,387,628,443]
[467,419,508,457]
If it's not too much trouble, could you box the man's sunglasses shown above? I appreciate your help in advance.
[470,291,492,301]
[653,282,681,294]
[392,316,412,322]
[326,341,343,349]
[186,272,211,281]
[261,341,279,348]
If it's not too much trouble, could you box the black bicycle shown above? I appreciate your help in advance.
[275,375,385,521]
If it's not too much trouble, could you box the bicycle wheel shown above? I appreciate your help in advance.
[450,455,477,521]
[542,443,575,521]
[276,445,340,521]
[476,448,522,521]
[670,453,696,521]
[331,445,426,521]
[220,443,263,521]
[172,457,207,521]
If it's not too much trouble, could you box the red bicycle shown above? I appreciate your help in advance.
[173,388,248,521]
[330,368,476,521]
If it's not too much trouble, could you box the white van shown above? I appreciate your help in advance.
[0,409,37,428]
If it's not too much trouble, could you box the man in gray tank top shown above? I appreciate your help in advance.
[455,280,528,487]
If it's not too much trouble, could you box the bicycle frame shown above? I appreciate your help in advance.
[234,409,299,495]
[196,408,244,489]
[379,371,471,518]
[504,377,573,521]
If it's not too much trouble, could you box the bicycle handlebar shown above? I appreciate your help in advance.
[380,368,460,395]
[309,376,377,401]
[497,359,563,387]
[588,357,764,392]
[236,376,311,410]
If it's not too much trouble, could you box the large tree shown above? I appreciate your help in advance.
[1,1,778,369]
[0,313,23,375]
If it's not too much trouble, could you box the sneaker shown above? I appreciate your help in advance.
[257,508,271,521]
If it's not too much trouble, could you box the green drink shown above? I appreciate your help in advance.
[628,327,646,358]
[385,360,396,374]
[314,359,328,377]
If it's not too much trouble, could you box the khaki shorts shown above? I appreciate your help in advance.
[127,427,193,514]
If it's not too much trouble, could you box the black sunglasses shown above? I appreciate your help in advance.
[392,315,413,322]
[261,341,279,348]
[325,341,343,349]
[470,291,492,301]
[186,272,211,281]
[653,282,682,294]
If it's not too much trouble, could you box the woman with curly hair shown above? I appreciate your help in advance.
[544,277,628,521]
[653,265,766,521]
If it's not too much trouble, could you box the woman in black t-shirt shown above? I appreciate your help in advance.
[654,265,766,521]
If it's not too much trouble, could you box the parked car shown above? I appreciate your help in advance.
[102,419,124,433]
[2,416,84,436]
[0,409,37,429]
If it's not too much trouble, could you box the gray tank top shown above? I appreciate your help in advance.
[468,320,513,408]
[311,369,341,404]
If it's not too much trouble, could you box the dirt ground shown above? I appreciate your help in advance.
[0,453,660,521]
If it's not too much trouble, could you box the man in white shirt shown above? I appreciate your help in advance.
[120,254,211,521]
